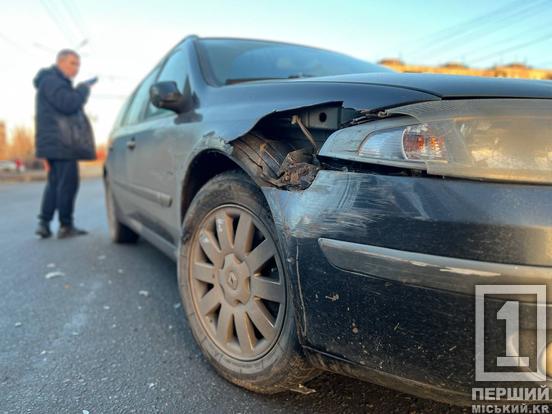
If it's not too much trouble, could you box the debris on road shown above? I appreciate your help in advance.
[173,303,181,309]
[103,305,110,310]
[139,290,150,297]
[14,322,22,327]
[325,293,339,302]
[289,384,316,395]
[45,271,65,279]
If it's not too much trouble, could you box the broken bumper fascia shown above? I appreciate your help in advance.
[262,169,552,405]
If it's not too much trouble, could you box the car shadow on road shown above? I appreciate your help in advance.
[129,238,465,414]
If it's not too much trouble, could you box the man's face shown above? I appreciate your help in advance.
[57,54,80,79]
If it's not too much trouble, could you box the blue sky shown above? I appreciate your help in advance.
[1,0,552,142]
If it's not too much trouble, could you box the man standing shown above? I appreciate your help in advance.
[33,49,97,239]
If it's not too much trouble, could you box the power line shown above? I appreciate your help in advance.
[60,0,89,45]
[33,42,57,54]
[404,0,528,54]
[470,31,552,65]
[0,32,38,58]
[40,0,78,45]
[0,32,21,49]
[413,0,547,61]
[62,0,90,39]
[465,20,551,62]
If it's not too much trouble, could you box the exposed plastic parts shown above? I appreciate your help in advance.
[232,134,320,191]
[291,115,319,154]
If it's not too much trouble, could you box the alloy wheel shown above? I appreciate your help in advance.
[189,205,286,361]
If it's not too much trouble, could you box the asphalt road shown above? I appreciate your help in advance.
[0,179,466,413]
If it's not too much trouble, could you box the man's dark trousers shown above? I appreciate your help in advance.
[39,160,79,227]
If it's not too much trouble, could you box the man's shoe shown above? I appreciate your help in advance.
[57,225,88,239]
[35,222,52,239]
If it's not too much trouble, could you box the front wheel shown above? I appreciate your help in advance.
[178,171,318,393]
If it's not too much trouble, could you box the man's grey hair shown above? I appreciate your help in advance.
[56,49,80,62]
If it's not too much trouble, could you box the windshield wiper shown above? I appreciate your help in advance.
[225,74,315,85]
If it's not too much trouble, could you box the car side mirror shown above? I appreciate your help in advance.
[150,81,187,113]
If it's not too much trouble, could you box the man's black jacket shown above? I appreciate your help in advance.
[33,66,96,160]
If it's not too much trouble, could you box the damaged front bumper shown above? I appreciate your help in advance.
[262,169,552,405]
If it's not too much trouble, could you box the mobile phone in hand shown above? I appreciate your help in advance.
[83,76,99,86]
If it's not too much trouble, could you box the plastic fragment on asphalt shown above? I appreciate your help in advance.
[83,410,90,414]
[173,303,181,309]
[45,271,65,279]
[14,322,22,327]
[103,305,110,310]
[325,293,339,301]
[289,384,316,395]
[139,290,150,297]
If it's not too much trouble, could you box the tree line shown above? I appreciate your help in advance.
[0,123,34,161]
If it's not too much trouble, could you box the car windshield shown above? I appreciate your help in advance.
[196,38,391,85]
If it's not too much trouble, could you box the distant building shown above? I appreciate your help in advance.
[378,59,552,80]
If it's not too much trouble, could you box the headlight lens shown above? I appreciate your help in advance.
[359,123,449,162]
[402,124,448,161]
[321,99,552,184]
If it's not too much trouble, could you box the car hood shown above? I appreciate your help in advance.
[292,72,552,99]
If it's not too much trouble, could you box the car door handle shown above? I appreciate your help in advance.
[126,137,136,150]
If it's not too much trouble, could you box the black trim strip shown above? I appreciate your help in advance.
[319,238,552,296]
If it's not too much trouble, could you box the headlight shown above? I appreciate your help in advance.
[319,99,552,184]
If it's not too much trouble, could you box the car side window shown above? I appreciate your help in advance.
[146,49,189,118]
[124,68,159,126]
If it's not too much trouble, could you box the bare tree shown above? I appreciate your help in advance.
[9,125,35,160]
[0,121,7,160]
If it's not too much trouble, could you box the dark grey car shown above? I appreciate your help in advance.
[105,35,552,405]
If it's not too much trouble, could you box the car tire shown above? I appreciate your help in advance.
[178,170,318,394]
[104,178,139,244]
